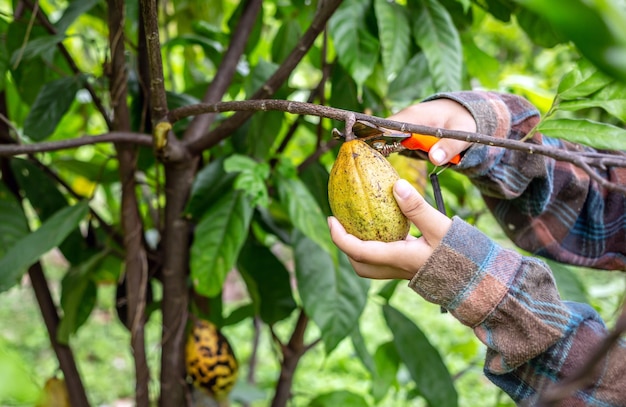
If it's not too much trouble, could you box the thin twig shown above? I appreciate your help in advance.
[0,132,152,156]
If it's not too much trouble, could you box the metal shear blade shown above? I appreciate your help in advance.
[333,120,410,155]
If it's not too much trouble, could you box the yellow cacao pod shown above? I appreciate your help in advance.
[328,139,410,242]
[185,319,238,401]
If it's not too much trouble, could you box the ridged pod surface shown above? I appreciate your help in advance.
[328,139,410,242]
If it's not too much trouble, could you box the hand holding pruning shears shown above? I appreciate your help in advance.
[329,98,477,282]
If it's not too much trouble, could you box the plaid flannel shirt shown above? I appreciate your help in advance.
[409,91,626,405]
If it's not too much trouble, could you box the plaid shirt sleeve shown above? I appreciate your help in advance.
[425,91,626,270]
[409,91,626,404]
[409,217,626,405]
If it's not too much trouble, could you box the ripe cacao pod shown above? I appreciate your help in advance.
[328,139,410,242]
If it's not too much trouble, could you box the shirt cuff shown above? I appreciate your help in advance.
[408,216,519,327]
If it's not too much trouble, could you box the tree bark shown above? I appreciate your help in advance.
[107,1,150,405]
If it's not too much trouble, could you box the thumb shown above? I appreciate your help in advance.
[393,179,451,244]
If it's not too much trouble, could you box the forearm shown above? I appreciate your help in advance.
[408,217,626,404]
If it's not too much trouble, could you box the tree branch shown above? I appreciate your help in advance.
[271,309,319,407]
[0,132,152,156]
[139,0,168,125]
[168,99,626,193]
[185,0,343,154]
[107,1,150,405]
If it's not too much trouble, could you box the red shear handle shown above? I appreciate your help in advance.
[400,133,461,164]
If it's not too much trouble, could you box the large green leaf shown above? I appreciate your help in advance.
[0,337,41,405]
[57,253,104,344]
[237,237,297,325]
[293,232,369,353]
[190,190,254,297]
[410,0,462,92]
[299,162,332,217]
[372,341,400,402]
[556,59,614,101]
[275,172,336,258]
[10,158,94,264]
[517,0,626,82]
[537,118,626,151]
[54,0,101,34]
[0,201,90,293]
[374,0,411,79]
[383,304,458,407]
[272,19,301,63]
[224,154,270,207]
[0,184,29,258]
[185,157,237,221]
[23,75,84,141]
[388,53,434,102]
[558,80,626,122]
[328,0,380,87]
[308,390,369,406]
[350,326,376,376]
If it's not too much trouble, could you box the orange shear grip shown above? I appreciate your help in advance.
[400,133,461,164]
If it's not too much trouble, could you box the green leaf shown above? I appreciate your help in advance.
[383,304,457,407]
[272,20,301,63]
[372,341,400,402]
[10,158,94,264]
[517,0,626,82]
[51,157,120,185]
[224,154,270,207]
[376,279,400,302]
[190,190,254,297]
[9,34,65,65]
[293,232,369,353]
[308,390,369,407]
[0,201,90,293]
[0,183,29,258]
[557,59,614,101]
[0,338,41,405]
[299,162,332,217]
[185,157,238,221]
[237,237,297,324]
[558,80,626,122]
[515,7,564,48]
[350,326,376,376]
[388,53,434,102]
[411,0,462,92]
[54,0,101,34]
[275,172,336,258]
[461,33,500,89]
[23,75,84,141]
[57,253,104,344]
[374,0,411,79]
[537,118,626,151]
[329,0,380,86]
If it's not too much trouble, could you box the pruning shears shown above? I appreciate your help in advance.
[336,120,461,164]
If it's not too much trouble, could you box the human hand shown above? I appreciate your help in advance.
[328,179,452,280]
[389,98,477,166]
